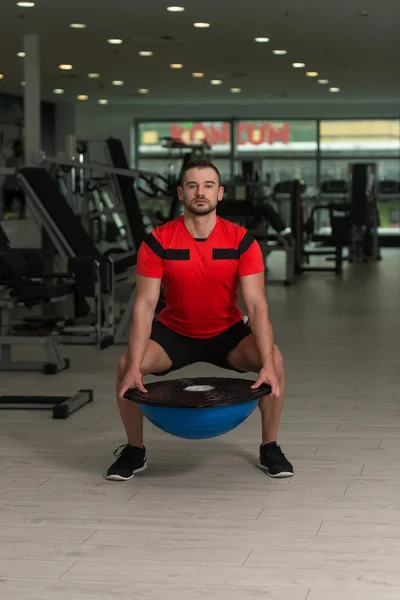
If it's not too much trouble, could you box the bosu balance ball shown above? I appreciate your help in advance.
[124,377,271,440]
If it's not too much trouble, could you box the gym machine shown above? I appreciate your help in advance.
[217,199,296,286]
[272,180,307,226]
[347,163,380,262]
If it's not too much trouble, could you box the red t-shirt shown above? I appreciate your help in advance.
[136,216,264,338]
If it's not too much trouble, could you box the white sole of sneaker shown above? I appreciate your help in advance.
[258,463,294,478]
[106,462,148,481]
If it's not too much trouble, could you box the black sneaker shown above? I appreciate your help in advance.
[259,442,294,478]
[106,444,147,481]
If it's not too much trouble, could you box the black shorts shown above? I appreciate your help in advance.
[149,319,252,375]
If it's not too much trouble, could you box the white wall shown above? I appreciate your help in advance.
[56,99,400,163]
[114,99,400,120]
[75,104,134,163]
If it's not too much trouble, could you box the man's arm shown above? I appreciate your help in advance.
[127,274,162,370]
[239,271,274,367]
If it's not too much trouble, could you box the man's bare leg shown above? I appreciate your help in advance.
[228,336,293,477]
[116,341,172,447]
[107,341,172,480]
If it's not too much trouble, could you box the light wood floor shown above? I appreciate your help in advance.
[1,250,400,600]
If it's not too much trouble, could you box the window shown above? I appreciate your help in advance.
[137,121,231,155]
[235,120,317,155]
[320,120,400,157]
[320,158,400,234]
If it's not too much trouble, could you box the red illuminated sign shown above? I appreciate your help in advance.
[170,122,290,146]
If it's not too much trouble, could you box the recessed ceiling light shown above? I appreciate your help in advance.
[17,52,25,58]
[167,6,185,11]
[231,88,241,93]
[193,22,210,28]
[292,62,305,68]
[329,87,340,92]
[139,51,153,57]
[318,79,329,84]
[360,10,369,16]
[306,72,318,77]
[138,88,149,94]
[255,37,269,43]
[211,79,222,85]
[273,50,287,55]
[21,81,26,86]
[88,73,100,79]
[170,63,183,69]
[59,64,73,70]
[16,2,35,6]
[107,39,123,45]
[98,99,108,105]
[112,80,124,86]
[0,74,4,80]
[192,72,204,78]
[69,23,86,29]
[53,88,64,94]
[77,94,88,100]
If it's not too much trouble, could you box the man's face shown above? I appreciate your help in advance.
[178,167,224,216]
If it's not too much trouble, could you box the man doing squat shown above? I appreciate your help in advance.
[107,159,294,480]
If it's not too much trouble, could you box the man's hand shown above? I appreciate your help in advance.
[118,367,147,398]
[251,366,280,397]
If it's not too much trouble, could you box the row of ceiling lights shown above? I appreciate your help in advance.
[164,6,340,92]
[11,2,340,95]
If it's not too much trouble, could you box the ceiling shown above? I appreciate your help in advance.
[0,0,399,106]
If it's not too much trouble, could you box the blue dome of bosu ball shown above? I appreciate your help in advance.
[124,377,271,440]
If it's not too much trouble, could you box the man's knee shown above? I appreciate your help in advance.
[273,345,285,376]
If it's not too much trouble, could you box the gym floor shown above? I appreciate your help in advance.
[1,249,400,600]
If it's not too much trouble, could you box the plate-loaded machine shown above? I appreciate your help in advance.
[16,166,135,348]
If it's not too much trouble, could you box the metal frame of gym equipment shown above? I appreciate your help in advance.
[54,146,133,255]
[0,285,71,374]
[127,138,212,225]
[0,388,93,419]
[259,207,296,286]
[0,167,18,218]
[347,163,381,263]
[17,169,117,349]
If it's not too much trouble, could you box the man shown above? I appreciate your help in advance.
[107,159,293,481]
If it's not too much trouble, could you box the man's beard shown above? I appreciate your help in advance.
[184,198,217,216]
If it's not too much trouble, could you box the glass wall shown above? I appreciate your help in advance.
[235,120,318,156]
[319,120,400,234]
[319,120,400,157]
[135,118,400,237]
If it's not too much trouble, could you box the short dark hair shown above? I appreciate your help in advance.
[179,158,221,187]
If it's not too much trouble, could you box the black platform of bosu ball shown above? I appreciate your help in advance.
[124,377,271,439]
